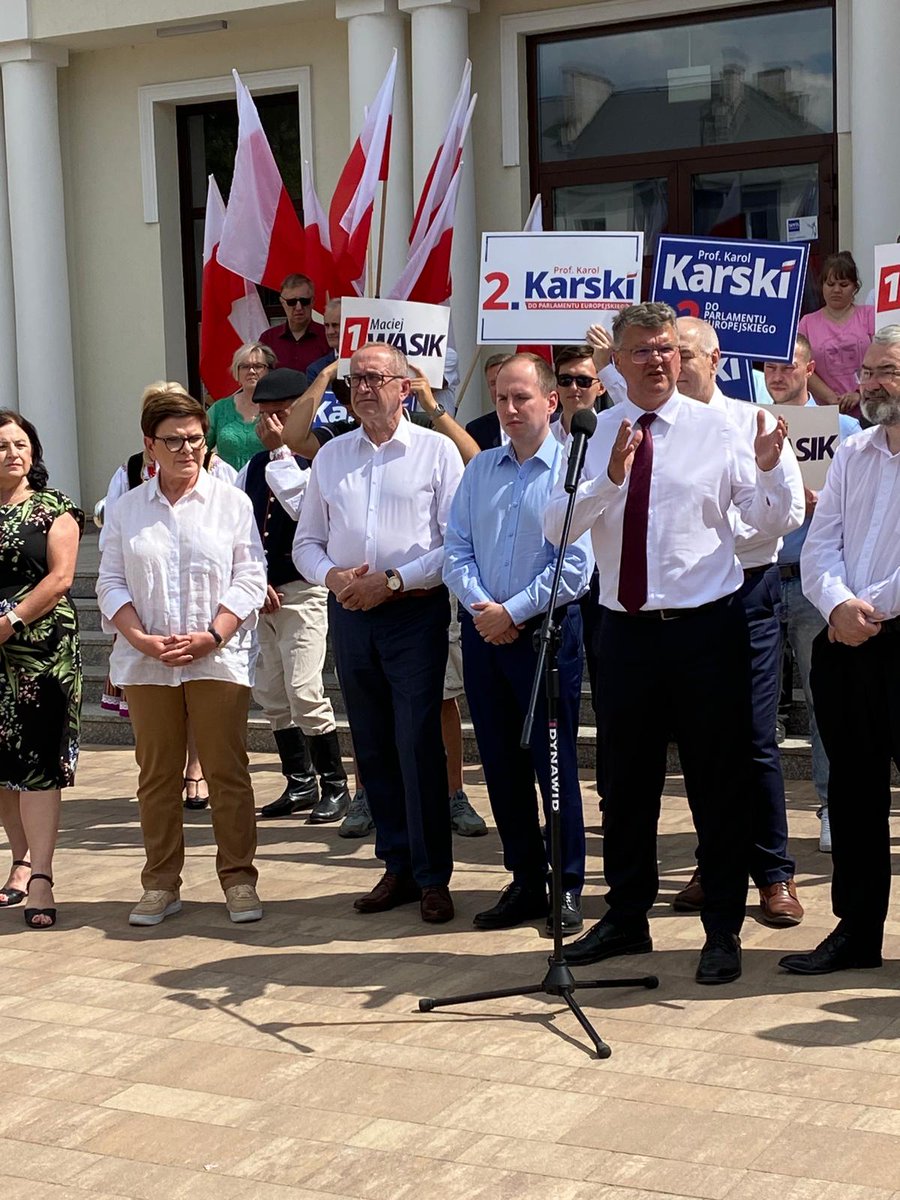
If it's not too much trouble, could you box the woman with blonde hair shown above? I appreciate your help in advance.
[206,342,279,470]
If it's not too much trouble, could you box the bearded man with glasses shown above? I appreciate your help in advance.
[780,325,900,977]
[294,342,465,924]
[259,272,330,374]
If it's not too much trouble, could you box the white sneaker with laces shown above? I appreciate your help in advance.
[819,807,832,854]
[129,889,181,927]
[225,883,263,923]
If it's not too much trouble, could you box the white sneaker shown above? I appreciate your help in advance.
[129,889,181,926]
[819,807,832,854]
[225,883,263,923]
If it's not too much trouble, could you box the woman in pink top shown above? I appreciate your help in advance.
[798,251,874,420]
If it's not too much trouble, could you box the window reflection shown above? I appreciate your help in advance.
[536,6,833,162]
[554,178,668,257]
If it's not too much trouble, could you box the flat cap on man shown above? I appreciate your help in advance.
[253,367,308,404]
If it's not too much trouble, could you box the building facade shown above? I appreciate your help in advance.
[0,0,894,505]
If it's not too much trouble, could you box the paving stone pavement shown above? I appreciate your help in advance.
[1,749,899,1199]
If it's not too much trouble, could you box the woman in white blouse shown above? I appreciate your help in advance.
[97,388,267,928]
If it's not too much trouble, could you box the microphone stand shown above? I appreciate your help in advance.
[419,418,658,1059]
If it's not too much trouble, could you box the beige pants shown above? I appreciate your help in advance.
[252,579,335,734]
[126,681,258,893]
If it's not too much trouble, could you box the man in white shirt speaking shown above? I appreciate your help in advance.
[294,342,465,925]
[780,325,900,975]
[545,302,798,985]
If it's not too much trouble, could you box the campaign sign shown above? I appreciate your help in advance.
[772,403,839,490]
[338,298,450,387]
[477,231,644,344]
[716,354,755,402]
[873,243,900,332]
[651,235,808,362]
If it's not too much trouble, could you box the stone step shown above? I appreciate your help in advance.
[74,597,102,631]
[80,630,114,668]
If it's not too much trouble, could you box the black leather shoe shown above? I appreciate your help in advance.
[257,776,318,819]
[562,920,652,966]
[473,882,548,930]
[779,927,883,975]
[546,890,583,936]
[696,931,742,984]
[307,782,351,824]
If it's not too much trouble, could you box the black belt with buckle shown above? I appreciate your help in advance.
[616,598,724,622]
[742,564,772,579]
[779,563,802,581]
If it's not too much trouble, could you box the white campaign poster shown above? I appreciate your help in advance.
[873,243,900,332]
[772,403,840,490]
[476,231,644,344]
[338,299,451,387]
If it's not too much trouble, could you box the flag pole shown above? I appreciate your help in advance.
[454,348,481,408]
[375,183,388,298]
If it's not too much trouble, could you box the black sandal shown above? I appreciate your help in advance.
[24,873,56,929]
[0,859,31,907]
[184,776,209,811]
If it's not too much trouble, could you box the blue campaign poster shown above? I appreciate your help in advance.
[650,235,808,363]
[716,355,755,402]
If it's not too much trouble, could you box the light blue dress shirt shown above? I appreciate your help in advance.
[443,431,593,625]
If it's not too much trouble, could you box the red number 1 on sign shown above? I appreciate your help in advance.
[483,271,510,309]
[877,268,900,313]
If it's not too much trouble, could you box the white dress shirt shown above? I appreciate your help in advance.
[235,453,311,521]
[544,390,799,611]
[99,456,237,549]
[97,469,267,687]
[801,425,900,622]
[708,387,805,568]
[293,416,465,590]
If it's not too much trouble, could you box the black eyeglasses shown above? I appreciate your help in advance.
[153,434,206,453]
[556,373,599,389]
[281,295,313,308]
[344,372,404,391]
[627,345,678,364]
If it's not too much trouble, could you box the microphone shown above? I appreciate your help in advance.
[564,407,597,494]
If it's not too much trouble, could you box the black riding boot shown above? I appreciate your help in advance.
[258,727,318,818]
[307,731,351,823]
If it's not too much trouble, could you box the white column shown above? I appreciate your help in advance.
[336,0,412,296]
[0,84,17,412]
[400,0,479,422]
[1,44,79,501]
[850,0,900,292]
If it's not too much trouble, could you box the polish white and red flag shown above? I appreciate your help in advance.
[387,163,463,304]
[329,51,397,296]
[515,196,553,365]
[408,62,475,254]
[302,159,337,301]
[217,70,305,290]
[200,175,269,401]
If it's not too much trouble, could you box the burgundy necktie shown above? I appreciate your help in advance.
[617,412,657,614]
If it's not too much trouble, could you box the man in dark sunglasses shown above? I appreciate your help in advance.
[259,271,330,374]
[553,344,609,442]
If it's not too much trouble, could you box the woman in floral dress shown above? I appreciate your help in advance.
[0,411,83,928]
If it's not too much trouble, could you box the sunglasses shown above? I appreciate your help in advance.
[556,373,599,389]
[281,295,313,308]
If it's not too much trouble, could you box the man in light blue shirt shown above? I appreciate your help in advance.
[444,353,593,935]
[765,334,861,854]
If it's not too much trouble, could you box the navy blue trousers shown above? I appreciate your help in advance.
[738,565,794,886]
[329,591,452,887]
[595,595,753,936]
[460,606,586,891]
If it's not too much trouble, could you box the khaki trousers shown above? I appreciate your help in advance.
[126,681,258,893]
[252,579,335,734]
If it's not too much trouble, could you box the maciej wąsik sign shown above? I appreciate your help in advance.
[338,298,451,387]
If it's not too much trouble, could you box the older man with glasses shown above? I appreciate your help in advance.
[259,272,330,374]
[294,342,465,924]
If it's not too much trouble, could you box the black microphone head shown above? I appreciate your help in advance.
[570,408,597,438]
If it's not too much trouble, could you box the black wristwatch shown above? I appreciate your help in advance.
[385,569,403,593]
[207,623,223,647]
[430,402,447,423]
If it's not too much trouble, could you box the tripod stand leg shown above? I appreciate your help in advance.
[562,991,611,1059]
[419,982,545,1013]
[574,976,659,991]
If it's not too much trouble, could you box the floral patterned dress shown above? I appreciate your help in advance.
[0,490,83,790]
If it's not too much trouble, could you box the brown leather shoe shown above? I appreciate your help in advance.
[759,879,804,926]
[354,872,420,914]
[420,885,454,924]
[672,868,704,912]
